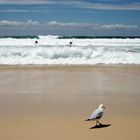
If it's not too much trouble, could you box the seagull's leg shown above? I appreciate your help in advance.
[95,120,98,126]
[97,120,102,125]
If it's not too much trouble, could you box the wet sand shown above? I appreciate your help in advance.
[0,65,140,140]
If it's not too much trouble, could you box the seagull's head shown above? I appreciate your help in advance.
[99,104,105,109]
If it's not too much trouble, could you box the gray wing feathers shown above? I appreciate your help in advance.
[89,109,103,120]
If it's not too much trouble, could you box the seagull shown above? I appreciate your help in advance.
[85,104,105,126]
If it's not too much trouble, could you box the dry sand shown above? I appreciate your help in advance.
[0,65,140,140]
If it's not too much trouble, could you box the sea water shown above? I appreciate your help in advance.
[0,35,140,65]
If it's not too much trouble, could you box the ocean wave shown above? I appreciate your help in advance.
[0,35,140,65]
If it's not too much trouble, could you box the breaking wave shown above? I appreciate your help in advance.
[0,35,140,65]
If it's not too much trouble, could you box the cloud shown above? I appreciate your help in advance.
[47,21,98,29]
[0,20,139,36]
[72,1,140,10]
[0,20,138,30]
[0,20,40,27]
[0,0,140,10]
[0,9,48,14]
[47,21,138,30]
[0,9,30,13]
[100,24,138,29]
[0,0,49,4]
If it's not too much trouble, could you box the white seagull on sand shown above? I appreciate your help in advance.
[86,104,105,126]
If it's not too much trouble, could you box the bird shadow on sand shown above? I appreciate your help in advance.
[90,124,111,129]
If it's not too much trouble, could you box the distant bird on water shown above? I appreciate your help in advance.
[86,104,105,126]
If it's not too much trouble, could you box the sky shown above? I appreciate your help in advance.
[0,0,140,36]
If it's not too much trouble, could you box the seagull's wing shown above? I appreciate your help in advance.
[88,108,103,120]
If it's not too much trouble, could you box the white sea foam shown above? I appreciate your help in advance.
[0,35,140,65]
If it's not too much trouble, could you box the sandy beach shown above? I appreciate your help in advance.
[0,65,140,140]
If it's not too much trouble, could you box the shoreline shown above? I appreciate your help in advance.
[0,64,140,69]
